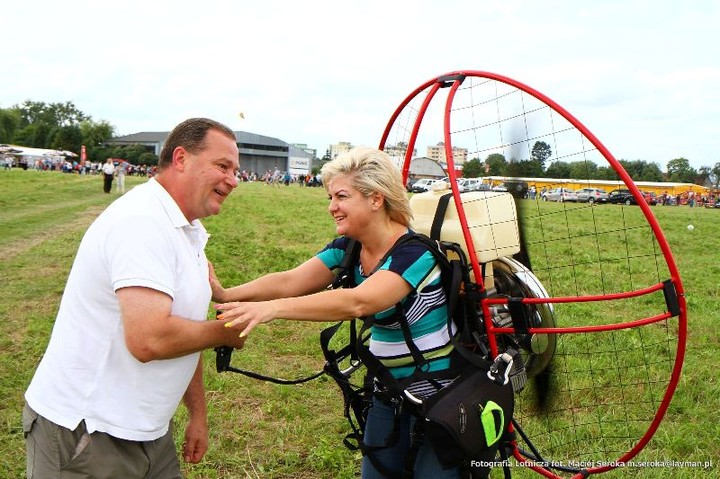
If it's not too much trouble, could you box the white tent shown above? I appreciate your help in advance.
[3,144,78,168]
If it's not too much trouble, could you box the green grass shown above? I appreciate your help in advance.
[0,169,717,478]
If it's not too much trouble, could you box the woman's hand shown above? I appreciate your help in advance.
[216,300,279,337]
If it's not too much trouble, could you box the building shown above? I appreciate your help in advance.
[329,141,353,159]
[426,142,468,166]
[407,156,445,179]
[291,143,317,161]
[107,130,296,176]
[288,145,313,176]
[383,142,418,168]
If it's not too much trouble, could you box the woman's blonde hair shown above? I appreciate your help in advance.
[321,146,413,226]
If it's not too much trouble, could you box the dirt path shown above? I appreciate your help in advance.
[0,204,106,263]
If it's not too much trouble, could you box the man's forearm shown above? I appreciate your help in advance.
[183,357,207,420]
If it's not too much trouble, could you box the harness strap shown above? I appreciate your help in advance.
[508,297,530,334]
[320,232,502,478]
[430,192,454,241]
[401,419,426,479]
[355,318,411,399]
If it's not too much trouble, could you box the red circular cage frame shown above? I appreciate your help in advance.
[378,70,687,478]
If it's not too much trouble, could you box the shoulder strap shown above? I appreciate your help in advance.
[430,192,454,240]
[395,233,494,372]
[354,232,461,397]
[331,238,361,289]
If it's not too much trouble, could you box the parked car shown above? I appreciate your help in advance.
[405,177,419,192]
[542,187,577,202]
[503,180,529,199]
[410,178,445,193]
[642,191,658,206]
[458,178,483,192]
[608,189,639,205]
[576,187,609,204]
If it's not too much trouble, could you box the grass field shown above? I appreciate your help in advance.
[0,169,717,478]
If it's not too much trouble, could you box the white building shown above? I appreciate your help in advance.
[329,141,353,159]
[426,142,468,166]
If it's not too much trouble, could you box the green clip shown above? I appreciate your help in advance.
[479,400,504,446]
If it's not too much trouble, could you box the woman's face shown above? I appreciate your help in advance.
[327,174,373,237]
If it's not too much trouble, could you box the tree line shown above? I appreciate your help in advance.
[2,101,718,186]
[0,101,158,166]
[459,141,720,188]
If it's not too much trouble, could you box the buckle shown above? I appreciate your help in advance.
[487,349,516,386]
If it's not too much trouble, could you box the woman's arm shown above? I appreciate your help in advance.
[217,269,412,336]
[211,256,335,303]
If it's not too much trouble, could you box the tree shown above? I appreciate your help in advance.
[462,158,484,178]
[11,101,96,151]
[666,157,697,183]
[50,125,83,153]
[14,122,53,148]
[80,120,115,162]
[710,162,720,189]
[517,159,543,177]
[0,108,21,143]
[545,161,571,179]
[484,153,507,176]
[619,159,663,182]
[138,152,158,166]
[110,144,152,165]
[696,166,711,187]
[80,120,114,148]
[504,160,542,177]
[16,100,89,128]
[595,166,620,181]
[88,145,113,163]
[530,141,552,172]
[568,160,599,180]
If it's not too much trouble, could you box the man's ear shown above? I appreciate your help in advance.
[171,146,187,171]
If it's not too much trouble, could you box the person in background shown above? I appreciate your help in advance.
[115,160,128,194]
[102,157,115,193]
[23,117,247,478]
[212,146,461,478]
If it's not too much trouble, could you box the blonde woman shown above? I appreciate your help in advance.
[214,146,461,478]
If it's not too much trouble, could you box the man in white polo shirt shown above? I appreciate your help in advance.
[24,118,248,478]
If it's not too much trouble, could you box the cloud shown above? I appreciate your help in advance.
[2,0,718,169]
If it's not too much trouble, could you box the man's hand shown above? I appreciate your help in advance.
[182,359,209,464]
[208,261,226,303]
[182,415,209,464]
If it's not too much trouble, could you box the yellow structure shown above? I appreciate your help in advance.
[481,176,708,197]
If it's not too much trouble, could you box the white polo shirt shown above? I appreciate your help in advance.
[25,178,211,441]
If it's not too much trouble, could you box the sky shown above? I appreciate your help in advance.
[2,0,718,170]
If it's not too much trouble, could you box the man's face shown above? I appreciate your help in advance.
[180,129,239,221]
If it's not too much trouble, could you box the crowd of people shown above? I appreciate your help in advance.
[1,156,159,177]
[235,168,322,187]
[658,190,718,207]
